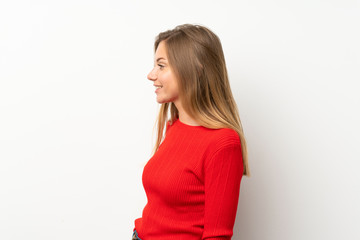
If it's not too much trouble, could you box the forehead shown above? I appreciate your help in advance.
[155,41,168,61]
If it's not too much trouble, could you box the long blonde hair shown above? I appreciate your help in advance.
[151,24,250,176]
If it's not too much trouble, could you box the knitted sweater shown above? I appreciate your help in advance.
[134,118,244,240]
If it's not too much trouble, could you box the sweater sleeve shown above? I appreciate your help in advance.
[202,143,244,240]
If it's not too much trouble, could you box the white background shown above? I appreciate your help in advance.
[0,0,359,239]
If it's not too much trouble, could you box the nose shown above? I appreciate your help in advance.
[147,67,157,81]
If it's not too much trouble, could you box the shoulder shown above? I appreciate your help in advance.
[203,128,243,171]
[212,128,240,146]
[205,127,241,155]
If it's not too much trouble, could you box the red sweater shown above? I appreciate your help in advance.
[134,118,244,240]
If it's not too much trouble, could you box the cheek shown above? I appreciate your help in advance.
[160,74,170,85]
[160,71,179,92]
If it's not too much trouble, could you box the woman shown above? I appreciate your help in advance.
[133,24,250,240]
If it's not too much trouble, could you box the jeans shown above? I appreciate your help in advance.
[132,230,142,240]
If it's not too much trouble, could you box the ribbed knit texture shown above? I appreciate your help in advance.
[134,118,244,240]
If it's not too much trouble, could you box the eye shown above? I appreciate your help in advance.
[158,64,165,69]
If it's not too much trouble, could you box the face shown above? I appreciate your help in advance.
[147,41,180,105]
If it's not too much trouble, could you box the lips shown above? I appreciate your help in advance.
[154,85,162,93]
[154,84,163,93]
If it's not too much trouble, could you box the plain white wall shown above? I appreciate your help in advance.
[0,0,359,239]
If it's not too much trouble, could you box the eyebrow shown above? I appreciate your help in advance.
[156,57,166,62]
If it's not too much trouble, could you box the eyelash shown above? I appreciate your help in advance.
[158,64,164,69]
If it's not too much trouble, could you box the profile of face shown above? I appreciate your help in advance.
[147,41,180,105]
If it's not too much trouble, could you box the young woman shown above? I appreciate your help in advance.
[133,24,250,240]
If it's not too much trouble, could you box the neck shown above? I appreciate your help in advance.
[174,101,200,126]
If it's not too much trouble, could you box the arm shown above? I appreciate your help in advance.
[202,144,244,240]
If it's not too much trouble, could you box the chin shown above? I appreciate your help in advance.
[156,97,169,104]
[156,95,177,104]
[156,98,165,104]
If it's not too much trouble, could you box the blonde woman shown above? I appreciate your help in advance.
[133,24,250,240]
